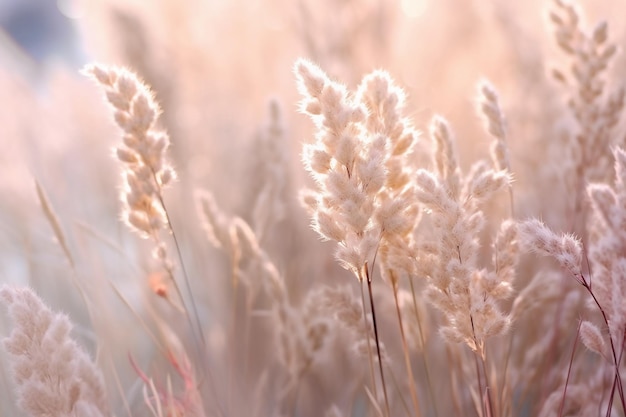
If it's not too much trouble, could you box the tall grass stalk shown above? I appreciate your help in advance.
[364,264,391,417]
[389,269,422,417]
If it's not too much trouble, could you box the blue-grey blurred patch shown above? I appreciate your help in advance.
[0,0,84,67]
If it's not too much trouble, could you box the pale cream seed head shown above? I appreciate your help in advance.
[580,320,608,358]
[315,210,347,243]
[294,59,327,98]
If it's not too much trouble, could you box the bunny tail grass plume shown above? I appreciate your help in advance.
[297,58,422,416]
[517,218,583,281]
[550,0,624,239]
[415,113,514,417]
[0,286,110,417]
[477,80,509,172]
[295,58,420,282]
[417,114,513,351]
[82,64,176,239]
[477,79,514,216]
[579,320,609,359]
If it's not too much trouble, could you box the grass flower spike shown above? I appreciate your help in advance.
[296,59,422,416]
[83,64,176,238]
[295,59,419,281]
[1,286,109,417]
[416,115,514,351]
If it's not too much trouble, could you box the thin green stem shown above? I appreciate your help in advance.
[157,192,207,348]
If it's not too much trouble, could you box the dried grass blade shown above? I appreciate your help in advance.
[34,179,75,268]
[364,385,385,417]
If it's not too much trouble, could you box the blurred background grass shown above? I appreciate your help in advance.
[1,1,625,416]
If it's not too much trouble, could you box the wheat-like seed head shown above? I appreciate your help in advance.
[415,113,514,350]
[195,190,230,249]
[549,0,624,241]
[315,285,388,362]
[84,64,176,239]
[579,320,608,359]
[296,59,424,285]
[585,147,626,343]
[518,218,583,280]
[477,79,510,174]
[430,115,461,200]
[0,286,110,417]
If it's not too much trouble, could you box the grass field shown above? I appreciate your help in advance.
[1,1,626,416]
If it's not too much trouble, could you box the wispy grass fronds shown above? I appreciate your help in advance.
[315,285,388,362]
[416,113,514,417]
[296,58,383,276]
[130,346,206,417]
[250,98,288,244]
[550,0,624,236]
[82,64,175,239]
[6,1,626,416]
[417,115,513,352]
[0,286,110,417]
[477,80,514,217]
[195,189,286,301]
[519,191,626,410]
[518,219,583,281]
[296,58,424,416]
[587,147,626,344]
[477,80,509,172]
[34,180,75,268]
